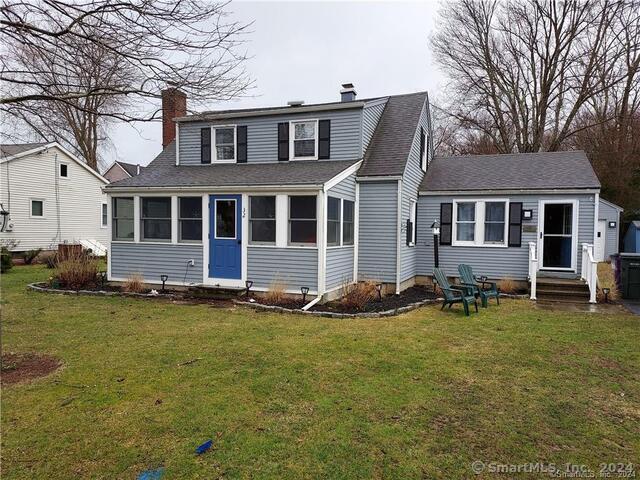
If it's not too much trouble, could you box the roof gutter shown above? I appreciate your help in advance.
[104,183,324,194]
[418,188,600,196]
[176,101,366,123]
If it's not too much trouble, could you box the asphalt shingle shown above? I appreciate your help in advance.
[0,143,48,158]
[420,151,600,192]
[358,92,428,177]
[106,142,359,189]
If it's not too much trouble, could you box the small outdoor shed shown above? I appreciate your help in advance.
[624,221,640,253]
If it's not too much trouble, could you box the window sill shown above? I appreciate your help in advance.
[291,156,318,161]
[327,244,355,250]
[450,243,509,248]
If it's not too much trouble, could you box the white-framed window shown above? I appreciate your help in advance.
[289,195,317,245]
[290,120,318,160]
[327,196,356,247]
[408,200,417,246]
[327,196,341,247]
[30,199,44,218]
[213,126,236,163]
[101,203,108,228]
[178,197,202,243]
[141,197,171,242]
[343,199,354,245]
[452,199,509,247]
[112,197,134,241]
[249,196,276,245]
[59,163,69,178]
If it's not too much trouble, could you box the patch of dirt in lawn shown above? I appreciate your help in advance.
[1,353,62,385]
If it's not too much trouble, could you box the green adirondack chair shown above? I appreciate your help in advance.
[433,268,478,316]
[458,264,500,308]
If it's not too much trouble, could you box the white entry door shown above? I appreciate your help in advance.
[594,219,606,262]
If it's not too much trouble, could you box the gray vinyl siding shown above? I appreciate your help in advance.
[179,109,363,165]
[358,181,398,282]
[362,98,387,155]
[400,99,430,282]
[247,247,317,292]
[327,172,356,201]
[110,243,203,284]
[326,246,355,290]
[598,200,621,258]
[417,193,597,280]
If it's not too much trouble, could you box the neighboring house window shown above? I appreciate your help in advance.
[112,197,134,241]
[343,200,354,245]
[452,200,508,246]
[408,201,417,246]
[327,196,341,247]
[249,196,276,244]
[214,126,236,163]
[179,197,202,243]
[289,195,317,245]
[30,199,44,218]
[101,203,108,228]
[60,164,68,178]
[290,120,318,159]
[141,197,171,242]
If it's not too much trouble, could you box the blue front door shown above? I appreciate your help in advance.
[209,195,242,279]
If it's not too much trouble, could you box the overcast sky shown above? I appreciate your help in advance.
[107,1,444,168]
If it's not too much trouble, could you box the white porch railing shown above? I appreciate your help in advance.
[580,243,598,304]
[528,242,538,300]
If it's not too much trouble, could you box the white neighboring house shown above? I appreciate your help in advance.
[0,142,109,254]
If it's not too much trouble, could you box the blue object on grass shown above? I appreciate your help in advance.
[195,439,213,455]
[137,467,164,480]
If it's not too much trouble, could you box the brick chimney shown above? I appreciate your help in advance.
[161,87,187,148]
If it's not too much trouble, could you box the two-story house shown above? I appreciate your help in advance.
[105,84,621,304]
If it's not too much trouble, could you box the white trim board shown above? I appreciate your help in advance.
[537,199,579,272]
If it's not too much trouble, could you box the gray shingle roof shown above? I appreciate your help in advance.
[106,142,359,189]
[358,92,428,177]
[0,142,48,158]
[117,161,143,177]
[420,151,600,192]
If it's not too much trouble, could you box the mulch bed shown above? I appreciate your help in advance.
[2,353,62,385]
[249,285,439,314]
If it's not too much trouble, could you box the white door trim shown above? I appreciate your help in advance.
[537,199,579,272]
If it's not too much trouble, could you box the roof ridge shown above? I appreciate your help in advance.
[435,150,586,160]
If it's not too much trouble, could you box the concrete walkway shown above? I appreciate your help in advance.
[622,300,640,316]
[535,300,629,314]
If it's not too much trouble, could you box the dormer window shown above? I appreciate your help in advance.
[214,126,236,163]
[290,120,318,160]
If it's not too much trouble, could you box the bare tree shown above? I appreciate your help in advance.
[2,36,129,170]
[431,0,632,153]
[0,1,252,169]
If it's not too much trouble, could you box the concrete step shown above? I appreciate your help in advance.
[537,288,590,299]
[533,277,591,304]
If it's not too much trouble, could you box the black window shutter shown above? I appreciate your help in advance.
[419,127,425,165]
[508,202,523,247]
[406,218,413,246]
[201,128,211,164]
[440,203,452,245]
[318,120,331,159]
[237,126,247,163]
[278,122,289,161]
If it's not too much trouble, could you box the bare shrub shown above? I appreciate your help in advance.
[40,252,58,269]
[340,280,378,311]
[122,273,145,293]
[597,262,620,302]
[262,276,288,305]
[22,248,42,265]
[497,277,517,294]
[54,250,98,290]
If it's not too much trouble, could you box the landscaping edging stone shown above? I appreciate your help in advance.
[28,282,529,316]
[235,298,444,318]
[28,282,180,299]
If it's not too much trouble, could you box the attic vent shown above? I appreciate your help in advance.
[287,100,304,107]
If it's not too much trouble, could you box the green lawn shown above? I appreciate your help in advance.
[2,266,639,479]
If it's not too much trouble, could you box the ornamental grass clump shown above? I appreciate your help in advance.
[53,250,98,290]
[122,273,146,293]
[340,280,378,311]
